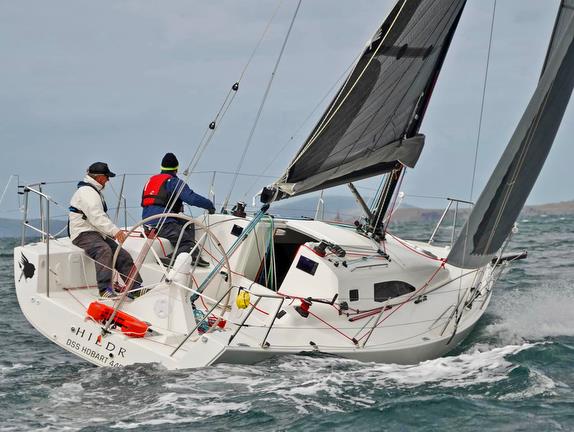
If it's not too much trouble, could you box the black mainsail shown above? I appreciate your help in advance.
[448,0,574,269]
[271,0,467,198]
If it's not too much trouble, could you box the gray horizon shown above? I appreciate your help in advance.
[1,0,572,222]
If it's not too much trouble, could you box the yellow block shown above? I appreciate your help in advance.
[236,290,251,309]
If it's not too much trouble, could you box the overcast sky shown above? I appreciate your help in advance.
[0,0,570,221]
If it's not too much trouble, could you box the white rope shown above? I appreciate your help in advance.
[278,0,409,178]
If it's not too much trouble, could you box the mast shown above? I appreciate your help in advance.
[368,165,401,238]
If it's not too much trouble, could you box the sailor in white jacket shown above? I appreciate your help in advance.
[69,162,142,297]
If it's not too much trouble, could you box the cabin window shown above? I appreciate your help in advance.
[374,281,415,302]
[349,289,359,302]
[230,224,243,237]
[296,255,318,276]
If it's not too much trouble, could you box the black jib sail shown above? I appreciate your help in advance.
[271,0,467,198]
[447,0,574,269]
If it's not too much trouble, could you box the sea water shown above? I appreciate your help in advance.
[1,215,573,431]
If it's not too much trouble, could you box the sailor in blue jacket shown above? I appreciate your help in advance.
[141,153,215,266]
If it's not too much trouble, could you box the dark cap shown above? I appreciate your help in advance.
[88,162,116,178]
[161,153,179,171]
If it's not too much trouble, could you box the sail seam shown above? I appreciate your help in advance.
[278,0,410,178]
[300,2,411,154]
[325,1,461,170]
[480,88,552,257]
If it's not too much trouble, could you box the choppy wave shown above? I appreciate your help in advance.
[1,215,574,431]
[486,281,574,344]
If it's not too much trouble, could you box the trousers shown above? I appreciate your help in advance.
[155,221,198,257]
[73,231,142,290]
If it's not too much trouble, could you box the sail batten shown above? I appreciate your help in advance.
[447,0,574,269]
[273,0,467,198]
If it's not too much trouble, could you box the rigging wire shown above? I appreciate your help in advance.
[458,0,497,255]
[149,0,284,234]
[382,168,406,234]
[455,0,497,312]
[222,0,303,211]
[0,175,15,208]
[237,0,285,84]
[469,0,497,203]
[369,174,388,209]
[279,0,409,178]
[240,52,363,202]
[184,0,284,179]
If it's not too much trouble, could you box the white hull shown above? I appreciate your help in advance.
[14,214,496,369]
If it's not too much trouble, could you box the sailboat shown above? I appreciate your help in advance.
[13,0,574,369]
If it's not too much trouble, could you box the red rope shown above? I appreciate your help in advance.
[250,302,270,315]
[156,237,168,257]
[357,259,446,342]
[301,244,320,257]
[307,310,355,343]
[386,231,443,262]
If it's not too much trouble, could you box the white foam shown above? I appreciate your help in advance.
[499,369,558,400]
[487,281,574,343]
[0,362,26,375]
[111,399,250,429]
[51,342,538,425]
[198,345,533,412]
[362,343,534,388]
[49,382,84,405]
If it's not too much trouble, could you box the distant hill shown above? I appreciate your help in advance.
[387,200,574,224]
[521,200,574,216]
[271,195,415,221]
[1,198,573,237]
[271,196,574,224]
[270,195,372,220]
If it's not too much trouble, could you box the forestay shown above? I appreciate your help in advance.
[448,0,574,269]
[272,0,467,198]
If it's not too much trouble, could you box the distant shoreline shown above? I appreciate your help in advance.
[1,199,572,238]
[385,200,574,224]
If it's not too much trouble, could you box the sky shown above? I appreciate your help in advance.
[0,0,570,222]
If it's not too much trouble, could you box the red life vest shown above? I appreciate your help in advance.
[141,173,183,211]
